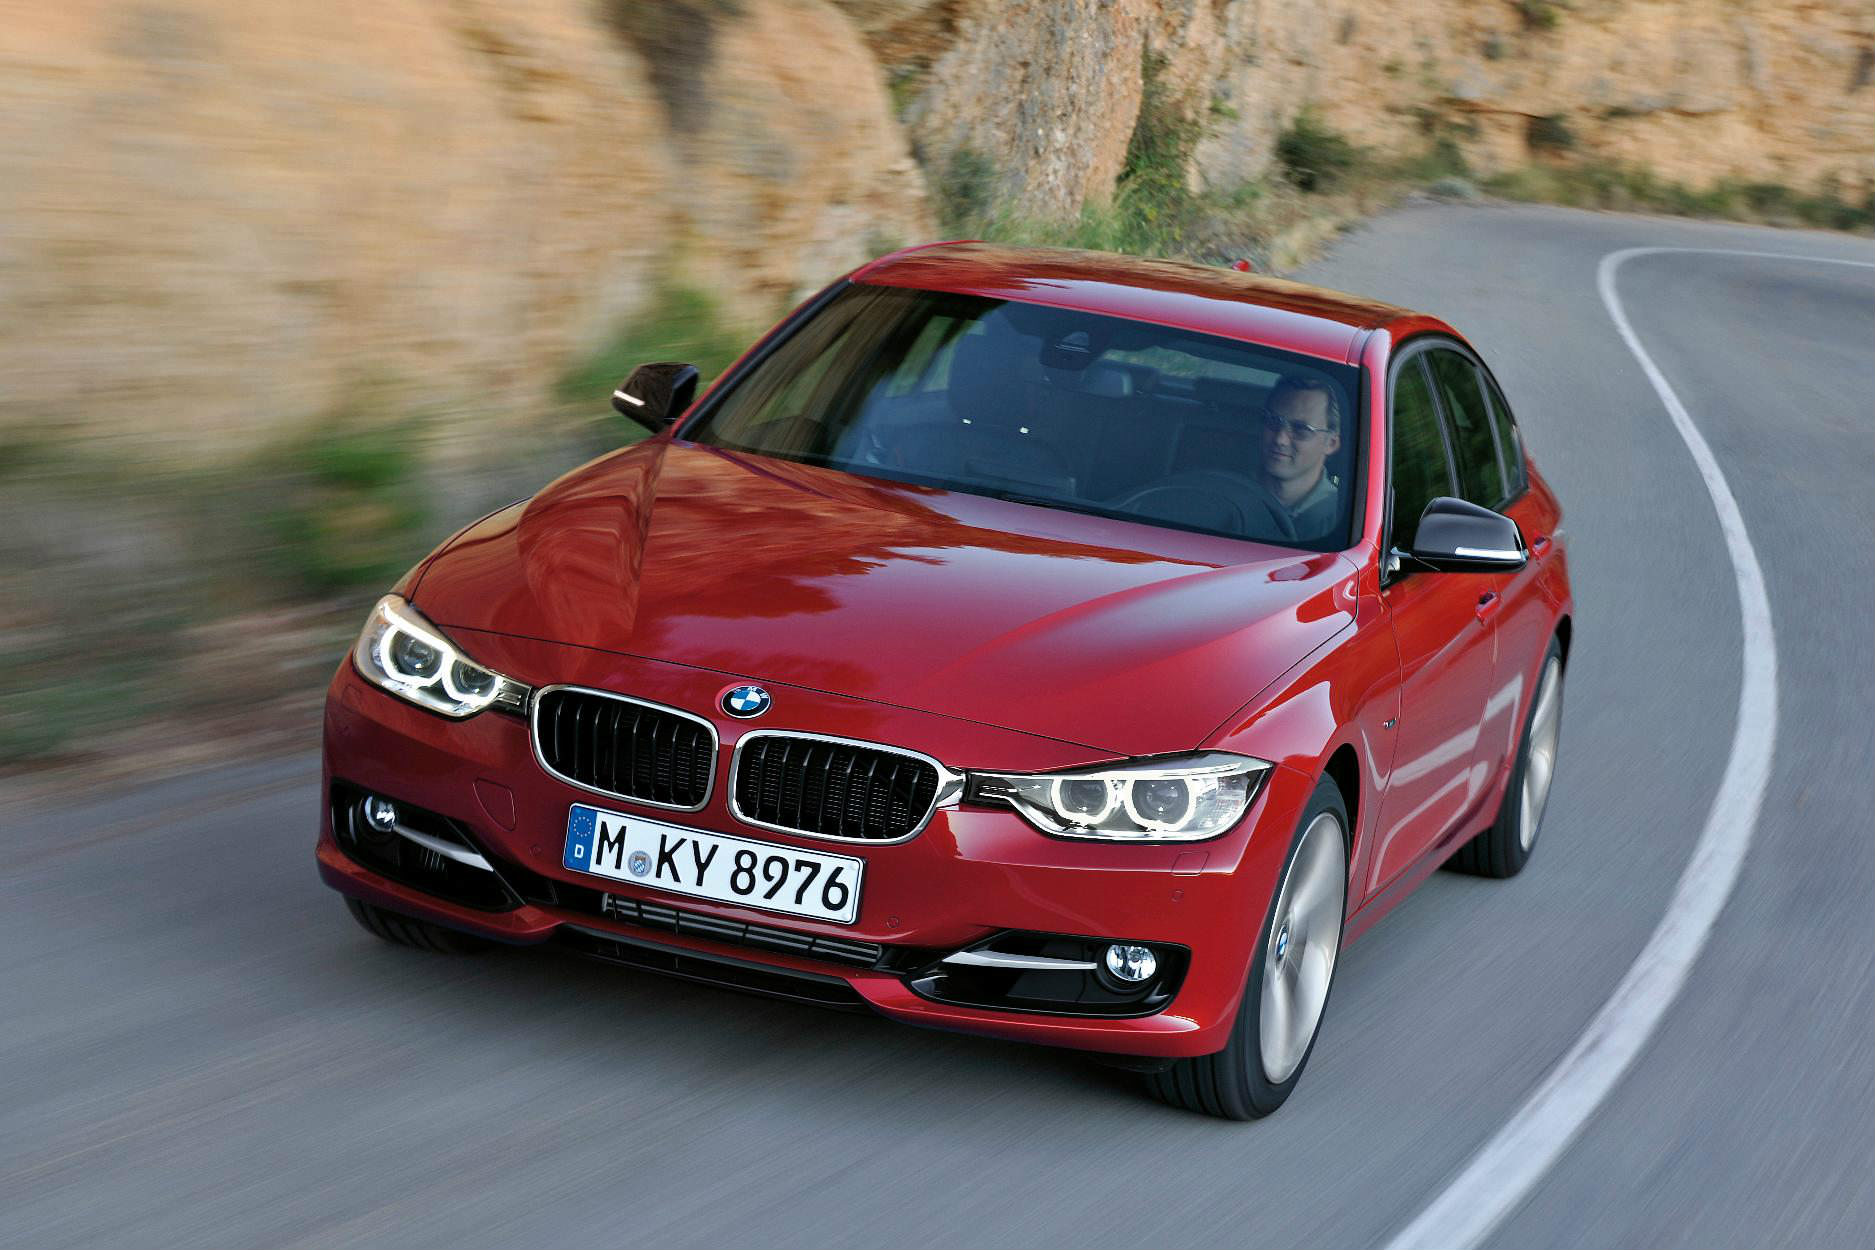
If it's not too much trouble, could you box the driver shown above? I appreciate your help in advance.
[1253,375,1343,540]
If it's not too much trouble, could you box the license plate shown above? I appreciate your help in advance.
[562,804,863,925]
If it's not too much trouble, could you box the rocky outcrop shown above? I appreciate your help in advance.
[886,0,1875,219]
[678,0,930,318]
[901,0,1149,221]
[2,0,1866,462]
[0,0,928,458]
[1190,0,1875,198]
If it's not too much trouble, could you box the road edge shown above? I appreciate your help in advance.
[1382,246,1868,1249]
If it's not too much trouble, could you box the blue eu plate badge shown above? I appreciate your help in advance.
[563,804,598,871]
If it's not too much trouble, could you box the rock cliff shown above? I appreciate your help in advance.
[3,0,1868,459]
[878,0,1873,218]
[0,0,928,456]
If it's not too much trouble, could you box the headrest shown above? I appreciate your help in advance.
[1041,359,1134,397]
[1194,376,1265,414]
[1080,362,1134,397]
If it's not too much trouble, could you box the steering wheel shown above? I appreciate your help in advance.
[1110,470,1296,542]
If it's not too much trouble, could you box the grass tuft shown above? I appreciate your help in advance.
[554,283,747,423]
[1526,113,1577,153]
[1276,110,1361,193]
[249,416,429,599]
[1484,161,1875,231]
[935,146,999,238]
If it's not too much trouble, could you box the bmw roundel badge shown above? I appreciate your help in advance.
[723,684,771,718]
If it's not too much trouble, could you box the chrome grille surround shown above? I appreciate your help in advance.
[530,684,719,813]
[729,730,963,844]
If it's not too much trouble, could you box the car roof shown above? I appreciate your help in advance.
[850,241,1423,364]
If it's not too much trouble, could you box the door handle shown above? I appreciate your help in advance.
[1531,534,1552,558]
[1475,591,1502,623]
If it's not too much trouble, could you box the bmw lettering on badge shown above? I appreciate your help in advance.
[563,803,862,924]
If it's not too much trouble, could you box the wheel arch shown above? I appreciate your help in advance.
[1321,743,1361,856]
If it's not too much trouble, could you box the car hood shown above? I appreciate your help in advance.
[414,442,1358,756]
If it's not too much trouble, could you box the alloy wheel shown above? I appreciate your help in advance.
[1519,657,1564,851]
[1259,810,1346,1084]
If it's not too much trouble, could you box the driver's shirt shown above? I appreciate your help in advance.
[1257,472,1340,541]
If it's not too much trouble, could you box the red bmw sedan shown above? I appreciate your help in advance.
[318,243,1572,1118]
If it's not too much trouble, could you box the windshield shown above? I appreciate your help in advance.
[682,285,1361,550]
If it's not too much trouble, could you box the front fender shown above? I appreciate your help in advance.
[1205,560,1399,907]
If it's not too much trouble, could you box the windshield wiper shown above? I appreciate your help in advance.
[979,488,1064,508]
[974,487,1126,525]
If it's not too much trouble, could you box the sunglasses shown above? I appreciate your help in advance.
[1262,411,1334,441]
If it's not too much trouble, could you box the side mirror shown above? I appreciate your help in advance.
[611,362,700,433]
[1403,496,1526,573]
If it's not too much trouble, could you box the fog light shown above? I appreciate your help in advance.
[363,795,398,833]
[1104,943,1157,983]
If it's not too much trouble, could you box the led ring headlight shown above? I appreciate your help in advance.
[352,594,530,719]
[968,752,1271,842]
[1052,776,1117,824]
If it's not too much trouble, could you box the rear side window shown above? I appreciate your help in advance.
[1389,358,1453,550]
[1427,349,1510,507]
[1481,372,1528,496]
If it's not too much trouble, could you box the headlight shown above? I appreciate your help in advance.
[351,594,530,718]
[966,752,1272,842]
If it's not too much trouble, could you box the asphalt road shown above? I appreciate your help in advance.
[3,204,1871,1249]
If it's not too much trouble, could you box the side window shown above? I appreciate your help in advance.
[1389,357,1454,551]
[1481,371,1528,496]
[1427,350,1509,507]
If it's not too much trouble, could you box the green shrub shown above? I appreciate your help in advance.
[1390,135,1472,183]
[0,443,198,763]
[935,146,999,237]
[0,428,49,480]
[970,49,1229,260]
[1119,52,1203,213]
[1276,110,1361,192]
[1483,161,1875,232]
[1517,0,1561,31]
[887,67,925,121]
[248,412,430,599]
[991,192,1182,259]
[1526,113,1576,153]
[0,659,167,763]
[555,283,746,415]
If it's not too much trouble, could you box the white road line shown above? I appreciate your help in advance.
[1389,246,1872,1250]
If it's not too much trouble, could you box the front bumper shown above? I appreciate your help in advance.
[317,633,1313,1059]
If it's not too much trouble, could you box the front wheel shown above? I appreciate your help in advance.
[1147,776,1348,1119]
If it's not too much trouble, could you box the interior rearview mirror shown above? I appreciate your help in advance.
[1404,496,1527,573]
[612,362,700,433]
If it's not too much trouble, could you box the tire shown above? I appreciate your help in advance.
[1147,776,1349,1120]
[1448,637,1565,879]
[344,897,488,954]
